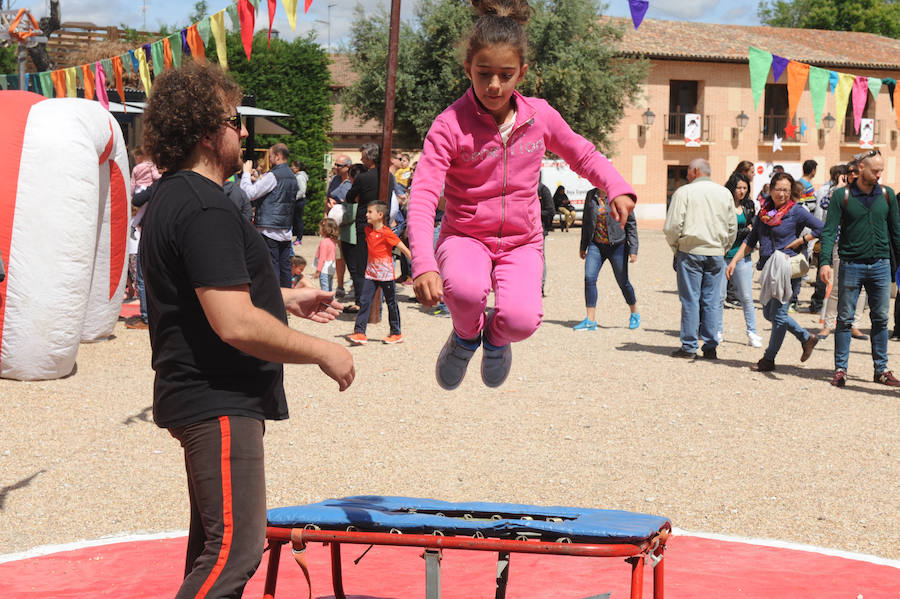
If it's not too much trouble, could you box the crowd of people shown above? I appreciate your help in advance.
[664,153,900,387]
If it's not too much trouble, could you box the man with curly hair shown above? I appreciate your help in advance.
[139,62,355,598]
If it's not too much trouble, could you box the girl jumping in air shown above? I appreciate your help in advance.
[407,0,637,390]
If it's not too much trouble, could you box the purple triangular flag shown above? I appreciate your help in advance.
[771,55,789,82]
[628,0,649,29]
[142,43,152,61]
[181,29,191,55]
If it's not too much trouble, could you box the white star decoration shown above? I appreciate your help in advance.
[772,134,783,152]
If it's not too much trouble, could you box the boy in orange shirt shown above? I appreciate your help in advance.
[349,202,412,344]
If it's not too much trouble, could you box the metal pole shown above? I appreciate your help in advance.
[17,42,26,90]
[377,0,401,205]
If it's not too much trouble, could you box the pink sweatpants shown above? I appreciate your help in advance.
[436,235,544,347]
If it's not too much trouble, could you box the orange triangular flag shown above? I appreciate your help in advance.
[110,55,126,109]
[81,64,95,100]
[162,37,173,69]
[51,70,66,97]
[187,24,206,62]
[786,60,810,121]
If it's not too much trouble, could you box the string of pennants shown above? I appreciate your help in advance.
[748,45,900,140]
[0,0,314,108]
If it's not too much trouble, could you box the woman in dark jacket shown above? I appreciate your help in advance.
[553,185,575,232]
[721,172,761,347]
[574,188,639,330]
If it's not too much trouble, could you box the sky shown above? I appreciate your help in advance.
[21,0,762,51]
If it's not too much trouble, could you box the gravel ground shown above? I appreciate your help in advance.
[1,229,898,559]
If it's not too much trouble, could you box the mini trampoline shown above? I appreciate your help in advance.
[264,496,671,599]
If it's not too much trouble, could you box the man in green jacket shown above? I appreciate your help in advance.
[819,150,900,387]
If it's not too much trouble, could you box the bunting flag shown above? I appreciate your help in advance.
[748,46,772,110]
[181,29,191,56]
[111,56,126,110]
[249,0,260,8]
[187,24,206,62]
[226,3,240,29]
[884,78,897,109]
[834,73,854,132]
[128,50,139,74]
[38,71,54,98]
[80,64,95,100]
[239,0,256,61]
[851,76,868,134]
[799,118,808,137]
[808,66,828,128]
[267,0,277,45]
[197,17,212,46]
[304,0,313,12]
[137,48,152,93]
[786,60,809,121]
[210,11,228,70]
[628,0,649,29]
[771,55,789,82]
[162,37,174,69]
[281,0,298,29]
[867,76,882,102]
[0,76,8,90]
[151,40,165,76]
[115,54,128,74]
[102,58,114,80]
[829,71,839,93]
[772,133,783,152]
[50,69,66,97]
[94,61,109,110]
[64,67,77,97]
[168,33,183,67]
[142,43,152,62]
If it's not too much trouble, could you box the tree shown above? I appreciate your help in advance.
[214,32,333,232]
[188,1,209,24]
[758,0,900,38]
[343,0,647,153]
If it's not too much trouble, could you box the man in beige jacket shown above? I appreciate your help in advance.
[663,158,737,359]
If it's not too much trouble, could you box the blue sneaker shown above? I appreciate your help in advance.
[573,318,597,331]
[629,313,641,329]
[481,339,512,388]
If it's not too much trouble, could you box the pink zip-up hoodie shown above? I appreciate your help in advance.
[408,88,637,277]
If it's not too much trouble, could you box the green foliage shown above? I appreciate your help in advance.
[758,0,900,38]
[215,32,333,233]
[343,0,647,153]
[0,45,16,74]
[188,1,210,24]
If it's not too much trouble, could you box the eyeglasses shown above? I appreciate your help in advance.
[222,114,243,131]
[771,187,792,195]
[853,148,880,161]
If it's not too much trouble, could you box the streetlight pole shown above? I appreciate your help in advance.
[315,3,336,52]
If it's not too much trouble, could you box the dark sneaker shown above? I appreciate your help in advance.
[435,332,478,390]
[831,369,847,387]
[874,370,900,386]
[481,343,512,388]
[751,358,776,372]
[125,316,149,330]
[670,348,696,359]
[701,348,718,360]
[800,335,818,362]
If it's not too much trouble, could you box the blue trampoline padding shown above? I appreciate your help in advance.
[267,496,670,544]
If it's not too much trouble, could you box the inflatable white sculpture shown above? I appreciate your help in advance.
[0,91,131,380]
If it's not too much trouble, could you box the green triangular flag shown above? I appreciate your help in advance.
[0,76,8,91]
[38,71,54,97]
[226,3,240,29]
[808,66,828,128]
[101,58,114,78]
[151,40,165,77]
[248,0,260,9]
[867,77,882,102]
[748,46,773,110]
[197,17,212,46]
[168,34,183,68]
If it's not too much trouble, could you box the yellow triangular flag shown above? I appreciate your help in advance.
[137,48,153,94]
[65,66,78,97]
[834,73,855,132]
[281,0,298,30]
[211,11,229,70]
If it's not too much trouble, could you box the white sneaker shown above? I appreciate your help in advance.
[747,332,763,348]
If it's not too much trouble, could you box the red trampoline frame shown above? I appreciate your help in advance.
[262,523,671,599]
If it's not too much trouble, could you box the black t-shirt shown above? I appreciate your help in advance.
[140,171,289,428]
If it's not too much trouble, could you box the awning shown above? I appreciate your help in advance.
[123,102,292,134]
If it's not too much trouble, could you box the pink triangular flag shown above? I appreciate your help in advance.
[94,61,109,111]
[851,76,868,134]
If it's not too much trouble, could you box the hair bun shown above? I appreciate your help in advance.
[470,0,532,24]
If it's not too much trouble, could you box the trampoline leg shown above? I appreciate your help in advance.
[424,548,442,599]
[263,542,282,599]
[653,554,664,599]
[495,551,510,599]
[627,556,645,599]
[330,542,346,599]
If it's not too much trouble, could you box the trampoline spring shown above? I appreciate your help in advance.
[389,528,403,535]
[346,525,358,532]
[432,529,445,536]
[555,537,572,544]
[435,512,445,517]
[491,514,503,520]
[472,531,485,539]
[515,535,529,541]
[463,513,473,520]
[521,516,533,520]
[303,524,321,530]
[547,517,563,522]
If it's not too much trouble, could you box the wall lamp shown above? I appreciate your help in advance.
[731,110,749,141]
[638,108,655,138]
[819,112,836,142]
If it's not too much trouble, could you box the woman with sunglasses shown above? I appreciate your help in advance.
[725,172,824,372]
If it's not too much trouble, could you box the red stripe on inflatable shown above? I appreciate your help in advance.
[98,122,114,164]
[0,91,47,365]
[108,160,128,301]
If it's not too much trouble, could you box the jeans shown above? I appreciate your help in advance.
[729,255,757,334]
[169,416,266,599]
[136,249,147,322]
[761,277,810,361]
[584,242,636,307]
[263,236,292,288]
[354,278,401,336]
[319,271,333,291]
[835,258,891,373]
[675,252,724,352]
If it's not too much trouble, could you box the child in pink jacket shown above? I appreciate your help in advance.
[408,0,636,390]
